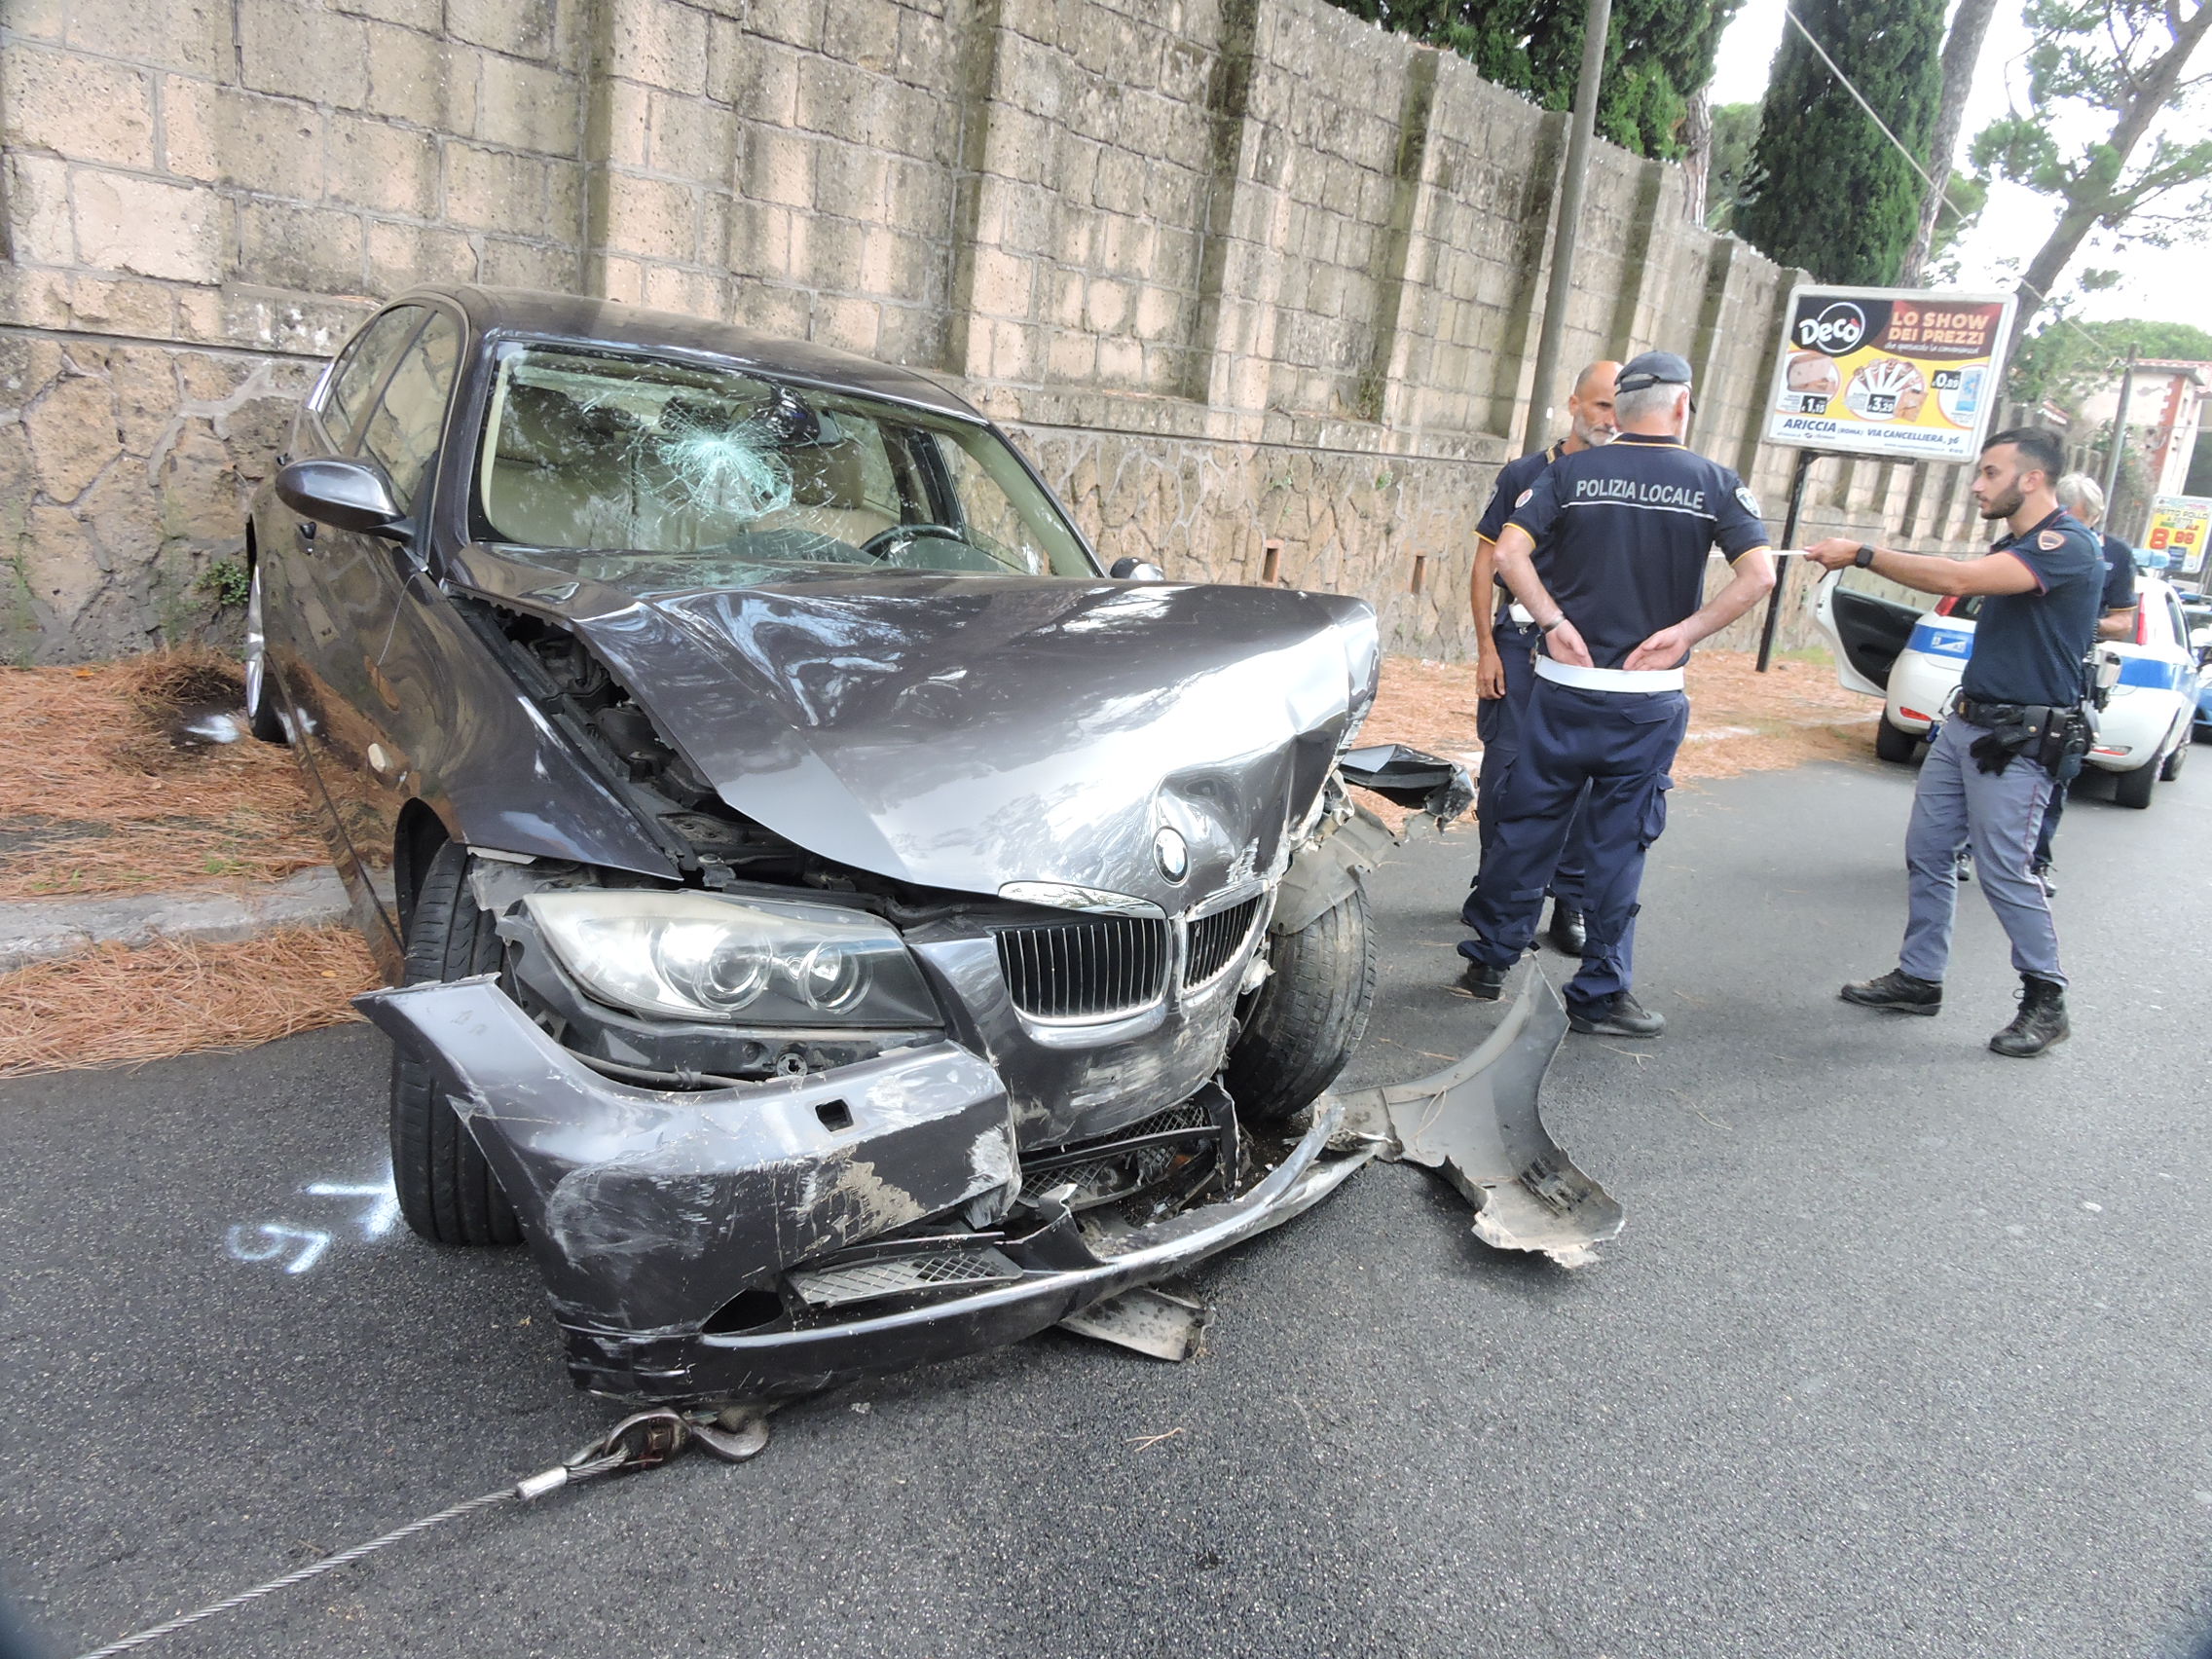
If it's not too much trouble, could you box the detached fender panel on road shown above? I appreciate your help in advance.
[1334,965,1622,1265]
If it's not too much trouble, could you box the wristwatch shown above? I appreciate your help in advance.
[1854,544,1879,569]
[1538,614,1567,634]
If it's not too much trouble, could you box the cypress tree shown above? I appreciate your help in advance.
[1731,0,1945,285]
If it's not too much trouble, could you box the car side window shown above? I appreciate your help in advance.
[359,311,462,508]
[2164,592,2187,650]
[324,307,425,449]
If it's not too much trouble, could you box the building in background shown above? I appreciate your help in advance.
[2075,360,2210,538]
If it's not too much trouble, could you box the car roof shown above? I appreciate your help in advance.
[396,285,984,423]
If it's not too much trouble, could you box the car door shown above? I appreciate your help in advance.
[265,305,427,747]
[307,307,467,957]
[1812,569,1923,695]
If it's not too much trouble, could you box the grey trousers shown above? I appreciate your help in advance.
[1899,717,2065,985]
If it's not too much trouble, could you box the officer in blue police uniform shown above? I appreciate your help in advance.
[1463,360,1620,957]
[1457,351,1776,1037]
[1807,426,2101,1058]
[2026,472,2138,888]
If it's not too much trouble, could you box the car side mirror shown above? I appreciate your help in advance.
[1108,556,1165,581]
[276,458,410,539]
[2190,623,2212,653]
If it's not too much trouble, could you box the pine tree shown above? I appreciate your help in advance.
[1731,0,1945,285]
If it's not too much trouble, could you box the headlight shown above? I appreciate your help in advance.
[524,891,938,1026]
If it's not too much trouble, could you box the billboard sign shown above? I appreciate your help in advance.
[2143,494,2211,576]
[1763,287,2016,463]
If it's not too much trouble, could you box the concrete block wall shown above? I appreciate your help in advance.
[0,0,1984,663]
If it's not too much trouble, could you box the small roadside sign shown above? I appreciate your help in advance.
[1763,286,2016,463]
[2144,494,2211,575]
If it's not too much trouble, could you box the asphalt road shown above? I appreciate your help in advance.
[7,746,2211,1659]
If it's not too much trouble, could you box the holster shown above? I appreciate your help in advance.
[2036,704,2095,775]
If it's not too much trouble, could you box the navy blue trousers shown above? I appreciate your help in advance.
[1473,620,1589,909]
[1459,678,1688,1010]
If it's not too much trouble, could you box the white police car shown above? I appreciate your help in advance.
[1814,569,2198,807]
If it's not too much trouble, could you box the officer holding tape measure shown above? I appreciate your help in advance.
[1804,426,2100,1058]
[1456,351,1776,1036]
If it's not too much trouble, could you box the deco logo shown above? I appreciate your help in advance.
[1795,301,1867,356]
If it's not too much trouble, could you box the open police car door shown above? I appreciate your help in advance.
[1812,569,1920,696]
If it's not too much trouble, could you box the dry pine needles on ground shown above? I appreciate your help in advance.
[0,648,329,900]
[0,927,379,1078]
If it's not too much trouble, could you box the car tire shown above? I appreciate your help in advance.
[242,559,286,745]
[1874,717,1918,763]
[1225,883,1377,1126]
[390,839,524,1247]
[2160,731,2188,780]
[2113,756,2158,809]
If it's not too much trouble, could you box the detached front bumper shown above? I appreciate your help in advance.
[358,977,1370,1404]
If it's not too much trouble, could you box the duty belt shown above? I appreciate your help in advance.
[1950,691,2064,732]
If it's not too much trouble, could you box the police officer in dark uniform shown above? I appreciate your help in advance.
[1807,426,2100,1058]
[1457,351,1776,1036]
[1463,360,1620,956]
[2026,472,2137,889]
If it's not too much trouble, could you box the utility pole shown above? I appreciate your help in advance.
[1521,0,1613,455]
[2098,347,2136,519]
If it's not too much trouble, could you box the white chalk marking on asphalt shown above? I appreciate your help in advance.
[224,1223,331,1275]
[223,1162,399,1275]
[305,1179,401,1238]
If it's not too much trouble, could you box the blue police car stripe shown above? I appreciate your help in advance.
[1907,620,1973,658]
[1906,620,2190,691]
[2116,653,2190,691]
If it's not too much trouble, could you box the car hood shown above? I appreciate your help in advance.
[448,547,1379,909]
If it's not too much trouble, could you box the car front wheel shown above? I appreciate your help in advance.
[1874,716,1918,763]
[390,839,524,1246]
[2159,729,2189,780]
[1225,884,1377,1126]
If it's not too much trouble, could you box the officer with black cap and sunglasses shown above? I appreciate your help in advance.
[1456,351,1776,1036]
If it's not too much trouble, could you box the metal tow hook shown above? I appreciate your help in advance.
[515,1405,771,1502]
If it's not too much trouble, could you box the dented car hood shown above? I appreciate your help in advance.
[448,546,1380,907]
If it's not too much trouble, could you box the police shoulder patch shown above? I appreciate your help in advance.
[1515,488,1533,508]
[2037,529,2065,550]
[1735,485,1762,516]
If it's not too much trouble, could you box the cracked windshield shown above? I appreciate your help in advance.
[475,347,1093,581]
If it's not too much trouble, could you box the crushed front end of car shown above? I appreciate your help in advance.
[333,318,1619,1406]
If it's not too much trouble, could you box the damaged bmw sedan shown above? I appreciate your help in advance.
[247,286,1617,1408]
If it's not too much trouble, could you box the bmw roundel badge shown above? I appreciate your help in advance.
[1154,827,1189,883]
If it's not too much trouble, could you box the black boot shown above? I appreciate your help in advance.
[1989,976,2069,1057]
[1545,903,1588,956]
[1567,990,1664,1038]
[1458,959,1508,1000]
[1840,969,1943,1015]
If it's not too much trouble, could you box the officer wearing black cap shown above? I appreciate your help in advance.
[1805,426,2100,1058]
[1456,351,1776,1035]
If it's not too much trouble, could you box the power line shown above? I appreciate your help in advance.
[1778,2,2118,368]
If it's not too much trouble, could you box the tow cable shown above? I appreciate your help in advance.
[70,1406,771,1659]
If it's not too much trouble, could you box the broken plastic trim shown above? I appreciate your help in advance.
[1336,743,1476,830]
[1335,964,1622,1266]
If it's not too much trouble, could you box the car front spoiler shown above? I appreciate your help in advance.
[356,965,1614,1404]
